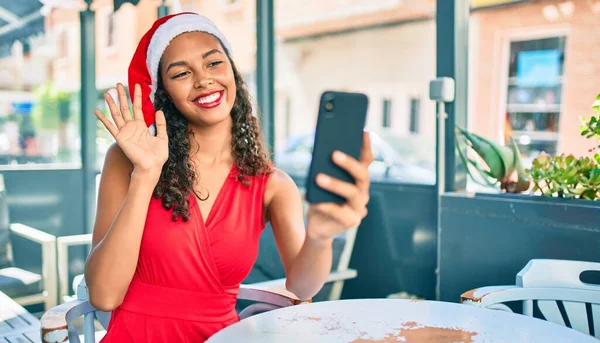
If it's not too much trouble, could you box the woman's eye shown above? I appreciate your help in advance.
[172,71,189,79]
[208,61,223,68]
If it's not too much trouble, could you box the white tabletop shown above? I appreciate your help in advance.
[208,299,597,343]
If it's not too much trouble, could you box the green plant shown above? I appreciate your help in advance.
[31,82,72,130]
[526,93,600,200]
[528,153,600,199]
[579,94,600,146]
[455,126,530,193]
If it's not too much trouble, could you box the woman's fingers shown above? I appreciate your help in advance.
[155,110,168,139]
[316,173,369,208]
[94,109,118,138]
[104,91,125,129]
[132,83,144,122]
[360,131,374,167]
[311,202,366,229]
[116,83,133,122]
[332,151,370,190]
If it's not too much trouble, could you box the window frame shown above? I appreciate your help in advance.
[497,25,570,146]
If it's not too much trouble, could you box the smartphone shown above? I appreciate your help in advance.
[305,91,369,204]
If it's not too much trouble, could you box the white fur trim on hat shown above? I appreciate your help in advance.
[146,13,233,88]
[148,123,157,136]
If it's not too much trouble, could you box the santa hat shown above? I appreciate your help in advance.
[128,12,233,129]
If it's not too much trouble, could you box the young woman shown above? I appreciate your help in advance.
[84,12,372,342]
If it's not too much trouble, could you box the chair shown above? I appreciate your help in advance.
[56,233,92,303]
[0,171,57,311]
[0,174,57,310]
[45,187,359,342]
[40,278,308,343]
[0,224,58,311]
[461,259,600,338]
[48,226,357,342]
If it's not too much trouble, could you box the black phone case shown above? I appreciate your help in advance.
[305,91,369,204]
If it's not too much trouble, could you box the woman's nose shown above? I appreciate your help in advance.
[194,77,214,88]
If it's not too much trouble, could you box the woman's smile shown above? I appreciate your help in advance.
[192,90,225,109]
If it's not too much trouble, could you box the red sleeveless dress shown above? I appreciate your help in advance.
[100,165,270,342]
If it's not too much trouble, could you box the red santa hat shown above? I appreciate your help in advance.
[127,12,233,129]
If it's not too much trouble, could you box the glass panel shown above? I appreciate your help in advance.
[94,1,154,171]
[273,0,437,185]
[467,0,600,192]
[0,6,82,169]
[94,0,258,171]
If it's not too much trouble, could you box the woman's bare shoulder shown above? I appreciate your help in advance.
[264,168,300,206]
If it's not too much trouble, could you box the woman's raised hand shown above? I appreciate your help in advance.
[94,83,168,176]
[305,131,373,242]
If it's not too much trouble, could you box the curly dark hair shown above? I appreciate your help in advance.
[152,55,272,222]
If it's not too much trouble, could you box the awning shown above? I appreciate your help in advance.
[0,0,44,57]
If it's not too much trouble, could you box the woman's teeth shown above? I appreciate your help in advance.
[198,92,220,104]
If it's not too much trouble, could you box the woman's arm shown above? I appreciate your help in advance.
[84,144,160,311]
[265,170,332,301]
[85,84,168,311]
[266,132,373,301]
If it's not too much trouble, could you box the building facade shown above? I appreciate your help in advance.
[0,0,597,172]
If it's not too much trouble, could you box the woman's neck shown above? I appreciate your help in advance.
[188,118,233,166]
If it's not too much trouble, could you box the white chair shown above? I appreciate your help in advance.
[56,233,92,303]
[0,171,58,311]
[461,259,600,338]
[1,223,57,311]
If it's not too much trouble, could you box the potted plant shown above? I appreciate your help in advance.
[438,93,600,303]
[526,94,600,200]
[455,126,530,193]
[455,93,600,201]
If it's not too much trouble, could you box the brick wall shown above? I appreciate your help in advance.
[470,0,600,157]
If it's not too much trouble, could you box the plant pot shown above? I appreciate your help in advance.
[437,191,600,303]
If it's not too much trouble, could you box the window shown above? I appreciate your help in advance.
[382,98,392,128]
[410,98,420,133]
[467,1,600,193]
[504,36,565,160]
[273,0,437,185]
[0,6,82,168]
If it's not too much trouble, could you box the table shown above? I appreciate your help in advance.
[208,299,597,342]
[0,291,41,343]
